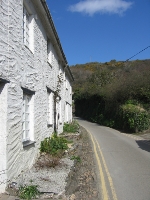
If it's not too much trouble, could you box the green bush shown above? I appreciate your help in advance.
[63,121,79,133]
[119,103,150,132]
[103,119,115,128]
[18,184,39,200]
[40,132,68,156]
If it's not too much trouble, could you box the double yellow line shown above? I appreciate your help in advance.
[89,130,118,200]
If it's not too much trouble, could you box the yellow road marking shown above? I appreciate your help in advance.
[95,138,118,200]
[88,130,118,200]
[89,131,109,200]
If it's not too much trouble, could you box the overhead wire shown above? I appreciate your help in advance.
[125,46,150,62]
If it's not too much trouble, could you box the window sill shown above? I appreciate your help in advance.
[24,45,34,54]
[47,123,53,128]
[47,61,53,68]
[23,140,36,147]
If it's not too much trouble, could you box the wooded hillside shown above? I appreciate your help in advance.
[70,59,150,133]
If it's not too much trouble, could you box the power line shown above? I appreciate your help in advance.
[125,46,150,62]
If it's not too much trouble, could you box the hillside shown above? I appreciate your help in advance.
[70,59,150,89]
[70,59,150,133]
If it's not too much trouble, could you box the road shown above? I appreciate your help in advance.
[77,118,150,200]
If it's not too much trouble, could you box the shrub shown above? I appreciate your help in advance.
[63,121,79,133]
[119,103,150,132]
[103,119,115,128]
[40,132,68,157]
[18,184,39,200]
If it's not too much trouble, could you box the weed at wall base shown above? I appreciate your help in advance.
[18,184,40,200]
[63,121,79,133]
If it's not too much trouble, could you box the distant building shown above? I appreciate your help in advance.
[0,0,73,193]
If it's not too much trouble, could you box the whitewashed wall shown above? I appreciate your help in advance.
[0,0,73,193]
[0,0,11,193]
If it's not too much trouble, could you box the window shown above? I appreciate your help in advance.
[66,79,68,90]
[47,41,54,65]
[47,90,54,125]
[22,88,34,145]
[65,102,69,122]
[58,99,62,124]
[70,85,72,95]
[22,94,31,141]
[23,6,34,52]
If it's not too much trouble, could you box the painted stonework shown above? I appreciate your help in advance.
[0,0,73,193]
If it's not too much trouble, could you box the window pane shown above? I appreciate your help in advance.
[25,121,29,130]
[23,7,30,47]
[47,92,53,124]
[22,121,25,131]
[22,130,26,141]
[25,130,29,140]
[25,113,29,121]
[23,8,26,44]
[22,93,31,142]
[25,104,29,112]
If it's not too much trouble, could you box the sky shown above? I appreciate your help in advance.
[46,0,150,66]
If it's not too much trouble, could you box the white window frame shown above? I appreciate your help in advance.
[70,104,72,122]
[23,6,34,52]
[47,41,54,65]
[22,92,34,144]
[66,78,68,90]
[70,85,72,95]
[47,90,54,125]
[65,102,69,122]
[59,99,62,124]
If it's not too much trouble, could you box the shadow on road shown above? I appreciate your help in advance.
[136,140,150,152]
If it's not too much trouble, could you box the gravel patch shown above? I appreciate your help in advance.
[6,127,100,200]
[12,158,74,195]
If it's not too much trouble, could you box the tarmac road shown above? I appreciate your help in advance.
[77,118,150,200]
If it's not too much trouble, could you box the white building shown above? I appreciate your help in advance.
[0,0,73,193]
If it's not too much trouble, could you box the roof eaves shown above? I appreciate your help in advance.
[65,65,74,82]
[40,0,68,65]
[67,66,74,81]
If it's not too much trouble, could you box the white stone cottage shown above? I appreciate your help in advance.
[0,0,73,193]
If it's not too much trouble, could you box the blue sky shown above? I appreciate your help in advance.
[46,0,150,66]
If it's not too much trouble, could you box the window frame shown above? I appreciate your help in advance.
[22,87,35,146]
[47,41,54,66]
[65,102,69,123]
[22,94,31,141]
[70,85,72,95]
[23,6,34,52]
[58,98,62,124]
[47,88,54,126]
[65,78,69,90]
